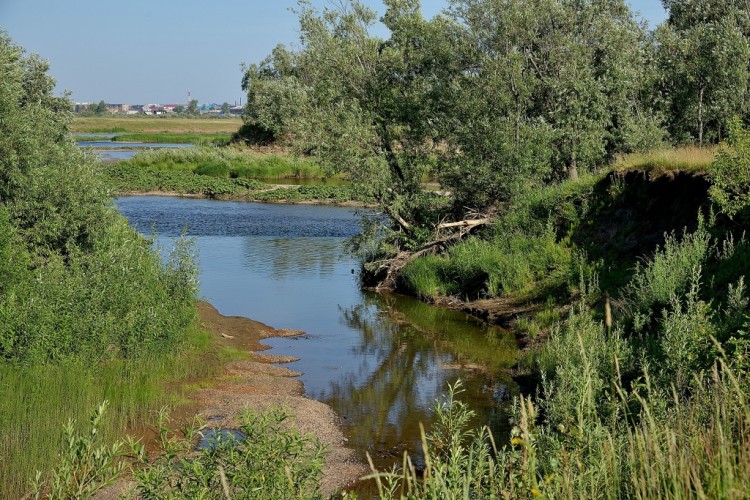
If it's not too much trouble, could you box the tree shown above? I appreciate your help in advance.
[657,1,750,145]
[93,100,107,115]
[186,99,198,115]
[448,0,657,182]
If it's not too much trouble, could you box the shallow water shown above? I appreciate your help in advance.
[115,196,518,469]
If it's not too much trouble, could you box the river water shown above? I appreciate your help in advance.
[114,195,518,469]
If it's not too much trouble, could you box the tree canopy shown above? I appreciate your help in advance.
[242,0,750,258]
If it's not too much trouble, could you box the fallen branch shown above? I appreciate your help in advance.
[375,216,490,291]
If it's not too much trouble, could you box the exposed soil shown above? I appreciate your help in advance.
[97,301,365,498]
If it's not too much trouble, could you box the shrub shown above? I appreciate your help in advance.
[622,218,713,331]
[130,407,325,499]
[710,117,750,218]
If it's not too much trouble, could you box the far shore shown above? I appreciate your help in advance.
[115,189,376,208]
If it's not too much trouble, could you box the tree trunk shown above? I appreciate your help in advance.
[568,150,579,181]
[698,86,704,148]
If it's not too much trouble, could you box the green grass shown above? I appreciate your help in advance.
[369,353,750,499]
[112,133,232,146]
[123,147,327,179]
[400,227,572,301]
[101,161,370,204]
[0,328,228,498]
[614,146,716,175]
[71,116,242,134]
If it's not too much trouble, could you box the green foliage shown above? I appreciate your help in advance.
[400,226,572,300]
[0,332,221,498]
[31,401,125,499]
[130,407,325,499]
[111,133,231,145]
[121,147,324,179]
[622,218,713,331]
[710,118,750,218]
[372,326,750,498]
[655,6,750,145]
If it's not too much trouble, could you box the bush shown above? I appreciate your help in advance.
[621,216,712,331]
[710,118,750,218]
[130,407,325,499]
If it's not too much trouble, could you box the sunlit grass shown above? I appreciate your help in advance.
[112,132,232,145]
[0,328,228,498]
[613,146,716,174]
[71,116,242,134]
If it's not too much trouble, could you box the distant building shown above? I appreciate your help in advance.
[106,103,129,113]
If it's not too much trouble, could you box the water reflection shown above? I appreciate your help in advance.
[114,196,518,470]
[328,292,517,466]
[243,238,340,280]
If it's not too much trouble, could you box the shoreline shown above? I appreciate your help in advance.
[193,301,366,497]
[98,301,365,498]
[115,190,376,208]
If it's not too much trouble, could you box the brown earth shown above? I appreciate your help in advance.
[97,301,365,498]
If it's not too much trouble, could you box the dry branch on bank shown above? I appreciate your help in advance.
[375,216,490,291]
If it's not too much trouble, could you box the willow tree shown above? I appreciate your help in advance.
[448,0,657,181]
[657,1,750,145]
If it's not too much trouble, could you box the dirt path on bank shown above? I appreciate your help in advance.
[98,302,365,498]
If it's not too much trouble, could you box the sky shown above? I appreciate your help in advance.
[0,0,667,105]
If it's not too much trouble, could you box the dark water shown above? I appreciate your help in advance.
[114,196,518,469]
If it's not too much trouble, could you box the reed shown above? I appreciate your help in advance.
[0,329,226,498]
[614,146,716,174]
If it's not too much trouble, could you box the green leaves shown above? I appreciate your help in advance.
[710,118,750,218]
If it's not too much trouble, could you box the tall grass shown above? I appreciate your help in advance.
[369,336,750,499]
[400,225,572,300]
[614,146,716,174]
[124,147,326,179]
[111,132,231,145]
[0,330,227,498]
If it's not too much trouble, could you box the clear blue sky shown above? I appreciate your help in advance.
[0,0,666,105]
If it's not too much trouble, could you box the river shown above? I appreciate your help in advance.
[114,195,518,470]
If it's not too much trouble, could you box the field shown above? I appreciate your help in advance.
[71,116,242,134]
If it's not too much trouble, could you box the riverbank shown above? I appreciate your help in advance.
[99,301,365,498]
[194,302,366,496]
[116,189,375,207]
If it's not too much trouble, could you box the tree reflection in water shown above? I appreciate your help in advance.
[328,291,519,468]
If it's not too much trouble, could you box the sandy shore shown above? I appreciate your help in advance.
[194,302,366,496]
[97,301,365,498]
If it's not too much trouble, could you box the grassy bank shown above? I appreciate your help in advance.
[71,116,242,134]
[380,141,750,496]
[101,149,370,204]
[1,36,228,498]
[121,147,326,179]
[0,329,234,498]
[111,132,232,145]
[613,146,716,175]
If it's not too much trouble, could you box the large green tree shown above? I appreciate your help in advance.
[657,0,750,145]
